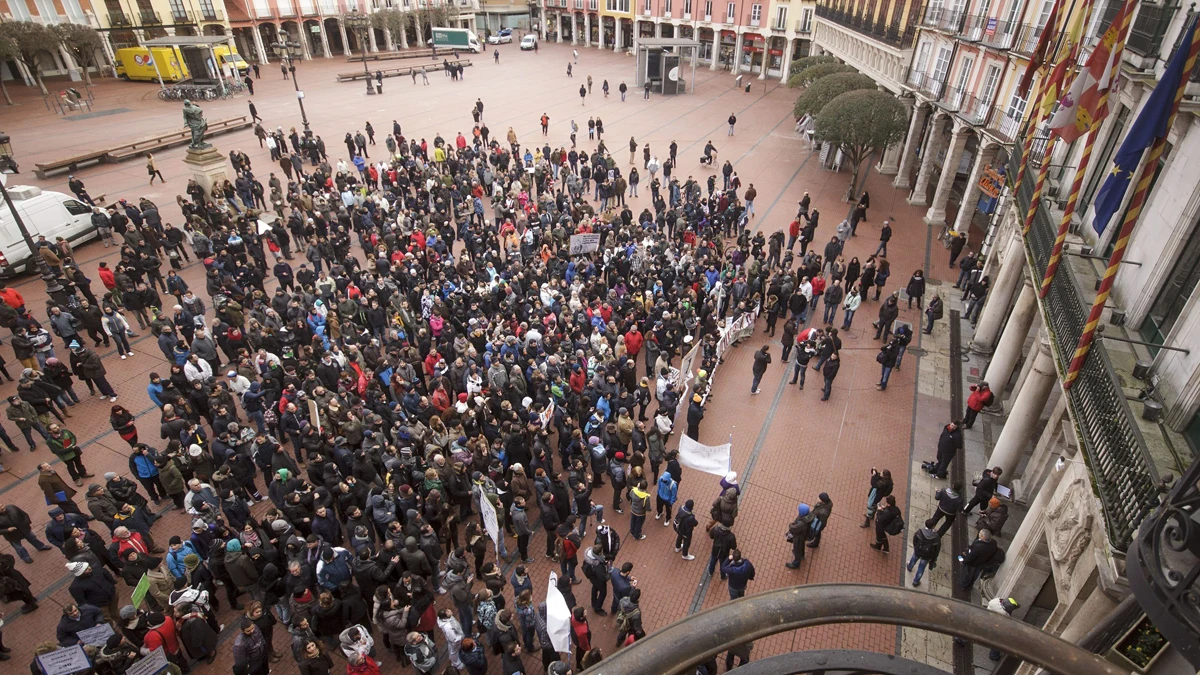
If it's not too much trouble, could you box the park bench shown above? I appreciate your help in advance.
[346,48,437,62]
[33,150,110,179]
[103,115,252,162]
[336,59,472,82]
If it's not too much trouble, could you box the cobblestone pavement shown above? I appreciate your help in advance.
[0,42,981,672]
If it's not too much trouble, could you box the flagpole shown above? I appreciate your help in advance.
[1041,0,1137,297]
[1063,20,1200,389]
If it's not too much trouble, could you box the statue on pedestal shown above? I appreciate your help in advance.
[183,99,211,151]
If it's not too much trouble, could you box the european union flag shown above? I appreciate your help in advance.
[1092,15,1200,234]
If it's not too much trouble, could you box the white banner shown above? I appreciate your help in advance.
[677,343,700,385]
[569,233,601,255]
[545,571,572,653]
[677,434,731,477]
[478,490,500,552]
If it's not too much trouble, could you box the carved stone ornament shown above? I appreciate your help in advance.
[1045,476,1095,595]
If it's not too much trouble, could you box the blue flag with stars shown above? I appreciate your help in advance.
[1091,15,1200,234]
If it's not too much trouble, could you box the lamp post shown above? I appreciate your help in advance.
[344,10,376,96]
[272,40,312,133]
[0,173,69,306]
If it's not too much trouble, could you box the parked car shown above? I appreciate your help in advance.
[520,34,538,50]
[488,29,513,44]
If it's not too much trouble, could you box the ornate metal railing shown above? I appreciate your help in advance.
[582,585,1130,675]
[958,92,990,126]
[1007,136,1159,552]
[814,4,916,48]
[1128,455,1200,669]
[981,17,1017,49]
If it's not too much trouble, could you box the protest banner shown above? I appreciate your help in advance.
[478,490,500,551]
[568,233,601,255]
[307,399,323,433]
[125,647,169,675]
[36,645,90,675]
[677,434,732,477]
[131,573,150,608]
[545,572,572,652]
[76,623,115,647]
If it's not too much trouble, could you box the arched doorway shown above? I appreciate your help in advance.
[202,24,226,35]
[258,23,280,54]
[302,18,323,57]
[660,22,674,38]
[176,25,198,36]
[324,18,345,54]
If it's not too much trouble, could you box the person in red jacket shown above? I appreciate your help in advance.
[787,218,802,252]
[0,284,24,311]
[143,611,186,667]
[570,605,591,669]
[964,382,994,429]
[624,326,644,358]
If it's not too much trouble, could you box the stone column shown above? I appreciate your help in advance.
[906,114,945,205]
[59,46,81,81]
[299,26,314,59]
[541,14,548,40]
[558,14,565,42]
[367,25,378,52]
[413,16,422,47]
[598,17,606,49]
[572,15,579,44]
[924,123,971,225]
[655,20,662,37]
[778,37,793,82]
[614,21,622,50]
[339,20,351,54]
[320,24,333,57]
[399,20,409,48]
[986,337,1057,483]
[584,13,592,46]
[983,279,1038,394]
[952,143,996,233]
[893,102,928,190]
[731,31,743,74]
[971,231,1025,353]
[710,33,720,70]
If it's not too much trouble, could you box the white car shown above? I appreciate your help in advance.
[488,30,513,44]
[520,35,537,50]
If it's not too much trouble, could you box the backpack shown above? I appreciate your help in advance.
[885,512,905,536]
[615,608,632,633]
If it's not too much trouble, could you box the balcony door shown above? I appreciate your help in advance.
[950,55,972,106]
[931,44,951,96]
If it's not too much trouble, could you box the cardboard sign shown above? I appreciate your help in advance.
[130,573,150,608]
[37,645,91,675]
[125,647,169,675]
[677,434,732,477]
[76,623,115,646]
[568,233,601,255]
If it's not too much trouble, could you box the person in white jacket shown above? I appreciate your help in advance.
[841,286,862,330]
[184,354,212,383]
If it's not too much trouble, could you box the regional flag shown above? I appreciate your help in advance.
[1092,15,1200,234]
[1017,0,1062,97]
[1048,0,1131,143]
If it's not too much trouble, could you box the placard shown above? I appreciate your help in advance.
[76,623,115,646]
[545,571,572,652]
[130,573,150,608]
[677,434,731,477]
[307,399,323,433]
[478,490,500,552]
[36,645,91,675]
[125,647,169,675]
[568,233,601,255]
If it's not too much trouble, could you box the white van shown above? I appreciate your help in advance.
[0,185,96,276]
[520,34,538,50]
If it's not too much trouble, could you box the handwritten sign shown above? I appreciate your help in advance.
[568,233,601,255]
[125,647,169,675]
[36,645,91,675]
[76,623,115,646]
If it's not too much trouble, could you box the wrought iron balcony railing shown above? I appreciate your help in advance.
[814,4,915,48]
[1006,132,1159,552]
[980,17,1017,49]
[985,102,1021,142]
[958,92,990,126]
[108,10,131,25]
[140,10,162,24]
[1012,22,1043,56]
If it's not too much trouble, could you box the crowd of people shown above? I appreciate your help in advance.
[0,56,976,675]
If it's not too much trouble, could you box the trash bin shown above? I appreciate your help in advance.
[1143,399,1163,421]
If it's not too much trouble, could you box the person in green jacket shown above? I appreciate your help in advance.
[6,395,48,450]
[47,424,92,486]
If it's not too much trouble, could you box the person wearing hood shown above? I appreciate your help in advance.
[69,342,118,401]
[710,487,739,527]
[706,519,737,580]
[628,479,650,539]
[787,504,812,568]
[225,538,260,596]
[807,492,833,548]
[316,546,353,593]
[926,483,964,536]
[177,600,219,664]
[907,525,943,587]
[614,586,643,647]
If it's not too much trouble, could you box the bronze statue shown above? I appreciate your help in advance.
[182,99,210,151]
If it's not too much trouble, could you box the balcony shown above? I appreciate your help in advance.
[814,4,917,49]
[907,69,944,99]
[299,0,319,15]
[140,10,162,23]
[201,7,224,20]
[957,92,990,125]
[664,10,672,17]
[937,8,965,32]
[1127,1,1179,59]
[919,4,942,28]
[984,101,1021,142]
[1012,22,1042,55]
[771,20,786,31]
[171,8,193,22]
[749,17,759,26]
[941,84,965,111]
[980,17,1016,49]
[108,10,131,25]
[1007,136,1160,553]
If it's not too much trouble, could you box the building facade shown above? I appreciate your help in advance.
[809,0,921,91]
[539,0,813,80]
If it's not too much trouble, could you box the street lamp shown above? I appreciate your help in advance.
[344,10,376,96]
[0,172,70,306]
[272,39,312,133]
[0,134,17,175]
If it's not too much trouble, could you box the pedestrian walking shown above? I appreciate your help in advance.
[876,219,891,256]
[861,468,893,528]
[619,81,627,101]
[820,350,841,401]
[579,84,587,105]
[685,393,704,439]
[906,526,942,586]
[146,153,165,185]
[925,483,964,536]
[963,467,1002,515]
[672,499,698,559]
[876,337,899,390]
[750,345,771,394]
[655,472,677,525]
[870,495,902,552]
[47,423,90,486]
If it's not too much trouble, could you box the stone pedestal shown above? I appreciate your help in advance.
[183,146,231,201]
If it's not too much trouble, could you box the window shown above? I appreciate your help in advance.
[1034,0,1054,28]
[726,2,735,21]
[798,7,811,31]
[64,200,91,216]
[705,0,712,17]
[774,5,786,28]
[913,40,931,76]
[8,0,32,20]
[684,0,691,15]
[34,0,59,22]
[750,3,761,23]
[932,45,951,87]
[1142,215,1200,348]
[61,0,86,22]
[951,56,972,105]
[665,0,672,13]
[979,64,1001,104]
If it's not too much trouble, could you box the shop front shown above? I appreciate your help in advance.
[740,32,765,74]
[698,26,714,62]
[717,29,736,70]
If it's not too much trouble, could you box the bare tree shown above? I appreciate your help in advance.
[371,8,407,48]
[0,21,59,96]
[0,35,17,105]
[52,23,103,87]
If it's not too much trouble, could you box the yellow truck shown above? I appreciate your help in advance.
[115,45,250,82]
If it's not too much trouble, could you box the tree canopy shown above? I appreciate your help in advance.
[791,62,855,88]
[0,21,58,95]
[370,8,407,42]
[793,72,876,119]
[51,23,103,86]
[815,89,908,199]
[788,54,840,76]
[0,35,16,104]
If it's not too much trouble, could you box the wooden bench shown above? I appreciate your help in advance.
[102,115,252,163]
[346,48,436,62]
[34,150,111,179]
[337,59,472,82]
